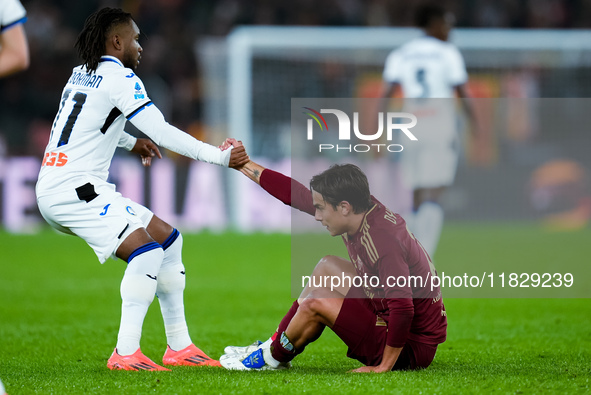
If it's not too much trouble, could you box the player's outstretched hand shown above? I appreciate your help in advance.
[221,138,249,169]
[218,138,233,151]
[228,143,249,169]
[219,137,244,151]
[131,138,162,167]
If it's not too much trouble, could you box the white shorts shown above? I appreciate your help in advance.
[400,100,460,189]
[401,142,459,189]
[37,181,153,263]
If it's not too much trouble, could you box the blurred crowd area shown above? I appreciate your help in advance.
[1,0,591,157]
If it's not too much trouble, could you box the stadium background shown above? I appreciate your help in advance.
[0,0,591,233]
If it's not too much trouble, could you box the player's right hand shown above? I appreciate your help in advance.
[227,140,249,169]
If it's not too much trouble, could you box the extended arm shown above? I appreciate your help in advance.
[238,160,315,215]
[0,23,29,77]
[239,160,266,185]
[128,104,248,168]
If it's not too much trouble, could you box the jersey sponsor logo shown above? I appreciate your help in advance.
[303,106,417,154]
[376,316,387,327]
[99,204,111,216]
[126,206,136,215]
[125,72,135,78]
[134,82,145,99]
[67,72,103,89]
[41,152,68,167]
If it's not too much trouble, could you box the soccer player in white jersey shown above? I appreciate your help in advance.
[0,1,28,390]
[382,4,477,258]
[36,7,249,371]
[0,0,29,77]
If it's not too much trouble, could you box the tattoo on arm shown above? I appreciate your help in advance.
[239,162,263,184]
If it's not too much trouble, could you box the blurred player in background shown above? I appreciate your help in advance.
[219,156,446,373]
[1,0,28,391]
[0,0,28,78]
[35,8,248,371]
[382,4,477,258]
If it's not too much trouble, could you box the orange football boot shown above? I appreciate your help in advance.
[162,344,222,367]
[107,348,170,371]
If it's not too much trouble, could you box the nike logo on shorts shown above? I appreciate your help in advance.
[146,274,157,280]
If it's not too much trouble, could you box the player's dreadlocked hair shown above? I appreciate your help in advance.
[310,164,373,214]
[75,7,133,73]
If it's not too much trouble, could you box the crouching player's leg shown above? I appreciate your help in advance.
[221,255,354,370]
[145,216,221,367]
[334,286,438,372]
[221,256,438,372]
[106,212,170,371]
[250,285,437,373]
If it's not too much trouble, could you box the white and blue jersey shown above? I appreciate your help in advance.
[37,55,230,197]
[37,56,152,196]
[383,35,467,99]
[383,36,468,189]
[0,0,26,33]
[36,55,231,263]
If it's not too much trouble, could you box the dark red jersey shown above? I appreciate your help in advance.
[260,168,447,347]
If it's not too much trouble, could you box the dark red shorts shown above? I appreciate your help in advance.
[332,288,438,370]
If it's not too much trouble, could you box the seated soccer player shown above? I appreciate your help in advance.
[219,154,447,373]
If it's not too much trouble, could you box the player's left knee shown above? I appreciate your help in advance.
[156,262,186,295]
[299,292,331,318]
[313,255,353,278]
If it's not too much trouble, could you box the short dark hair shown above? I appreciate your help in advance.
[74,7,134,73]
[415,4,447,28]
[310,164,373,214]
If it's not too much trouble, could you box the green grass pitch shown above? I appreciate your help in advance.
[0,224,589,394]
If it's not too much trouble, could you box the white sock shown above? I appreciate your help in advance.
[413,202,444,258]
[157,231,192,351]
[116,243,163,356]
[262,343,281,368]
[261,337,273,349]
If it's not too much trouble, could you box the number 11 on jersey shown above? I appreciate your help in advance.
[50,90,88,148]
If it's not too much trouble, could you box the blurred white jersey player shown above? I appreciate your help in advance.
[382,4,476,258]
[0,0,29,77]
